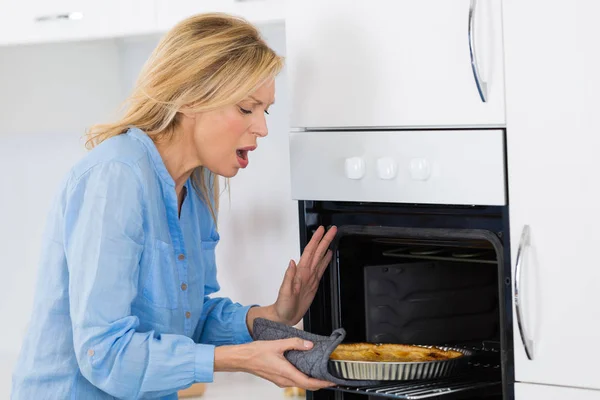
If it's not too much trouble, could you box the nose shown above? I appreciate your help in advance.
[251,113,268,138]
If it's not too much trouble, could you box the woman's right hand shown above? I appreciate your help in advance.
[214,338,335,391]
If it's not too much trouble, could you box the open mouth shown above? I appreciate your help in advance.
[236,149,248,161]
[236,146,255,168]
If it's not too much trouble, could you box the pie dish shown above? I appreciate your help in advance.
[330,343,464,362]
[328,343,472,381]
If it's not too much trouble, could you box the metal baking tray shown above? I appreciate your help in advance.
[328,346,473,381]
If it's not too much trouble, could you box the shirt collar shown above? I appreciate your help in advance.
[126,127,175,188]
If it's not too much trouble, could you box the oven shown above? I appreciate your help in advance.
[290,129,514,400]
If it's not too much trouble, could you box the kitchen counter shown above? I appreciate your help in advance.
[194,372,305,400]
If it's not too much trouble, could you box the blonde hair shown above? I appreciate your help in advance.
[86,13,284,221]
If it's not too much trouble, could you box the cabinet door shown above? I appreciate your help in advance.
[0,0,155,46]
[505,0,600,390]
[516,383,600,400]
[286,0,505,129]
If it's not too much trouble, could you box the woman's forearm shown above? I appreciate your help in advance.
[245,304,281,334]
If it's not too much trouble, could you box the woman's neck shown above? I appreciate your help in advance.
[155,125,202,195]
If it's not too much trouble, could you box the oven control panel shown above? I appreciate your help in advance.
[289,129,506,206]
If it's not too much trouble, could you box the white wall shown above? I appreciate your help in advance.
[0,39,123,353]
[0,23,295,397]
[214,23,300,309]
[0,39,124,396]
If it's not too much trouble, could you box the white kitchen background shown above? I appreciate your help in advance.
[0,3,295,397]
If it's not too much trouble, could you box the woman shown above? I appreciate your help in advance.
[11,13,337,399]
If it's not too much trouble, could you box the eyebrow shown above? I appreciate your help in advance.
[249,95,275,106]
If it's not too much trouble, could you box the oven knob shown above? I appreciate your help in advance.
[377,157,397,180]
[345,157,366,180]
[409,158,431,181]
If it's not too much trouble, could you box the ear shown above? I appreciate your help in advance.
[179,105,197,120]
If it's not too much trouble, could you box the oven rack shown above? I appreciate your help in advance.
[381,247,497,265]
[451,342,502,370]
[328,343,502,399]
[330,373,501,400]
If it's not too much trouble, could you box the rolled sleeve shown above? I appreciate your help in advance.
[195,298,257,346]
[194,344,216,383]
[231,304,255,344]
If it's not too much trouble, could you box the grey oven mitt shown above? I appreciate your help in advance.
[251,318,379,387]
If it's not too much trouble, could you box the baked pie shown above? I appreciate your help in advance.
[330,343,464,363]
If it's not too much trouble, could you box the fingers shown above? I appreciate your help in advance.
[276,359,335,391]
[300,225,337,270]
[279,260,296,296]
[277,337,314,352]
[274,377,296,389]
[291,260,302,295]
[296,376,336,391]
[315,249,333,283]
[311,226,337,270]
[251,340,337,391]
[299,226,325,268]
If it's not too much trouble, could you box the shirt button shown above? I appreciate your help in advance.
[185,311,191,319]
[88,349,95,357]
[181,283,188,291]
[178,254,185,261]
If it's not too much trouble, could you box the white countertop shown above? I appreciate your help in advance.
[199,372,305,400]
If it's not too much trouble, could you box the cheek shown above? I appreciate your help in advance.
[202,112,248,159]
[224,113,249,139]
[194,109,251,169]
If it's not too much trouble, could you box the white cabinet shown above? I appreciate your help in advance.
[157,0,283,32]
[0,0,283,46]
[505,0,600,391]
[231,0,284,25]
[0,0,156,46]
[516,383,600,400]
[157,0,234,31]
[285,0,505,129]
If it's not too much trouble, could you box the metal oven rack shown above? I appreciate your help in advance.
[328,343,502,399]
[331,375,500,399]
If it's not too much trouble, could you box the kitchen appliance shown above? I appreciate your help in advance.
[289,129,513,400]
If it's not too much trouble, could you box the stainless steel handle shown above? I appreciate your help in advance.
[468,0,488,102]
[35,12,83,23]
[514,224,534,360]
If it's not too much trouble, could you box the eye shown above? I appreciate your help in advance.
[264,110,270,115]
[239,106,252,115]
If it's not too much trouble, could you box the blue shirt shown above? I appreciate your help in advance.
[11,127,254,399]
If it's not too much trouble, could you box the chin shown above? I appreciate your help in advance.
[218,168,239,179]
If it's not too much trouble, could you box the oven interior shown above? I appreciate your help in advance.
[333,234,502,399]
[300,202,512,400]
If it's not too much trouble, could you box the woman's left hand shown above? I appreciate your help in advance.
[273,225,338,326]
